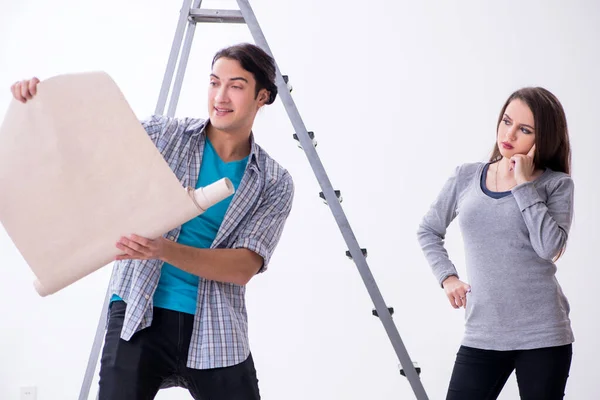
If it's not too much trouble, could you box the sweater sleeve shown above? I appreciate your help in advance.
[511,174,574,261]
[417,165,462,287]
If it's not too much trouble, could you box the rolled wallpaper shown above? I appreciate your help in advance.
[0,72,234,296]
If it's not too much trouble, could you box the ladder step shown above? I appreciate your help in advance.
[282,75,293,92]
[345,248,368,260]
[293,131,317,148]
[400,362,422,377]
[319,190,342,204]
[372,307,394,317]
[189,9,245,24]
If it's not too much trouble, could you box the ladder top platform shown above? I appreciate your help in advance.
[189,9,245,24]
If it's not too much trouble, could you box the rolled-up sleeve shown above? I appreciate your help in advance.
[232,171,294,272]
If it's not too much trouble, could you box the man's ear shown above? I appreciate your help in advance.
[257,88,269,106]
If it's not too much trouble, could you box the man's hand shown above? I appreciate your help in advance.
[10,77,40,103]
[442,276,471,309]
[511,144,536,185]
[115,234,262,285]
[115,234,171,261]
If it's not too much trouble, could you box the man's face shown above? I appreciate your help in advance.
[207,57,267,135]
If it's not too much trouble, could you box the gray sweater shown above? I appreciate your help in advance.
[417,162,575,350]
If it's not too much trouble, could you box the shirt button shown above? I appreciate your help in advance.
[144,294,150,300]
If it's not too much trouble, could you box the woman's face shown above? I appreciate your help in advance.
[497,98,536,158]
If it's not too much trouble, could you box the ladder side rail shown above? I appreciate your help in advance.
[166,0,204,117]
[235,1,429,398]
[155,0,195,115]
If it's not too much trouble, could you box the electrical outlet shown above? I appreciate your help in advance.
[20,386,37,400]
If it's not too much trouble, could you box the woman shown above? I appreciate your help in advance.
[417,87,574,400]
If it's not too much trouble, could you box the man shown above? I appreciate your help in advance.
[11,43,294,399]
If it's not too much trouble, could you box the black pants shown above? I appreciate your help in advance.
[447,344,572,400]
[98,301,261,400]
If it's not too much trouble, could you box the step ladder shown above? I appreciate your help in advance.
[78,1,429,399]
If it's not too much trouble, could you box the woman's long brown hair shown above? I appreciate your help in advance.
[490,87,572,261]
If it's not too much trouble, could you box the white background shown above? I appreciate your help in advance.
[1,0,599,399]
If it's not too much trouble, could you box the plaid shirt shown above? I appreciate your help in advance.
[108,115,294,369]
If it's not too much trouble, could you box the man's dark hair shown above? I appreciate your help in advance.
[212,43,278,105]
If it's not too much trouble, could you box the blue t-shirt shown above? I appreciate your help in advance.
[112,138,248,314]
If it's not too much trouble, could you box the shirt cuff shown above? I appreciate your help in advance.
[512,182,543,211]
[233,237,270,273]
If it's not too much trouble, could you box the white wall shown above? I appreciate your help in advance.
[1,0,599,399]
